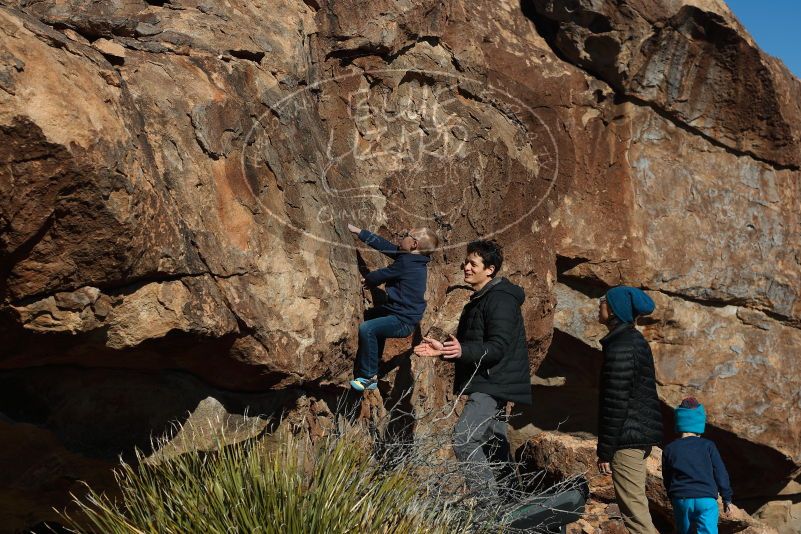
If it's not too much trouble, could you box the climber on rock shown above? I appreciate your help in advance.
[347,223,439,392]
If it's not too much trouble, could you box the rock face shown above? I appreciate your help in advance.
[1,0,799,532]
[530,0,801,169]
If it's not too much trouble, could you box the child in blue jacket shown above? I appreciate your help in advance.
[347,223,438,392]
[662,398,733,534]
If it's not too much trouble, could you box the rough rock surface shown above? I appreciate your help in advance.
[1,0,800,531]
[754,497,801,534]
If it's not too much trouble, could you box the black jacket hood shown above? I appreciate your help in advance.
[471,277,525,305]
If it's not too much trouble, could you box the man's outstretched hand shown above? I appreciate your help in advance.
[442,334,462,359]
[414,335,462,359]
[347,223,361,235]
[413,336,445,357]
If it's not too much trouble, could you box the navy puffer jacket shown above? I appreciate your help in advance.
[597,322,663,461]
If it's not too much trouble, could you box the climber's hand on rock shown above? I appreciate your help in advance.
[347,223,361,235]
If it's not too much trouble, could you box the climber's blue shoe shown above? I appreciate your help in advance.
[350,377,378,392]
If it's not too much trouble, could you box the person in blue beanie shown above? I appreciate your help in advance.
[663,397,733,534]
[596,285,662,534]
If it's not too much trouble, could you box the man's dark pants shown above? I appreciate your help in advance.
[453,391,513,499]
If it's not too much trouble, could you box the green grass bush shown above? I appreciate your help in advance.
[60,425,473,534]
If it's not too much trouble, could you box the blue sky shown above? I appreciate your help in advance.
[726,0,801,79]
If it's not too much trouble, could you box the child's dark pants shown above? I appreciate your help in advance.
[355,310,413,379]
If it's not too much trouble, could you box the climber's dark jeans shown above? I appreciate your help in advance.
[355,311,413,379]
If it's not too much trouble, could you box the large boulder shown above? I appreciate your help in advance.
[527,0,801,168]
[1,0,799,530]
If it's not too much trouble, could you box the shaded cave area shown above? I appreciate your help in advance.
[512,329,603,437]
[0,324,356,531]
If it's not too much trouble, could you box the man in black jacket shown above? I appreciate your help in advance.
[596,286,663,534]
[414,240,532,500]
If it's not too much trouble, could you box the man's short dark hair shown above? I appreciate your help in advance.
[466,240,503,277]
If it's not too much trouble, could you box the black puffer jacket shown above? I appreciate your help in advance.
[453,277,533,405]
[597,322,663,461]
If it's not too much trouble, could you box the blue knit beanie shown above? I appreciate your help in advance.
[675,397,706,434]
[605,286,655,323]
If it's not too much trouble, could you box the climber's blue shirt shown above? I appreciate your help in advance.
[359,229,430,326]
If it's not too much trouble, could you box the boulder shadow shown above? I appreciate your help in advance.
[511,330,602,436]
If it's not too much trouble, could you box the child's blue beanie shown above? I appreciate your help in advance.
[605,286,655,323]
[675,398,706,434]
